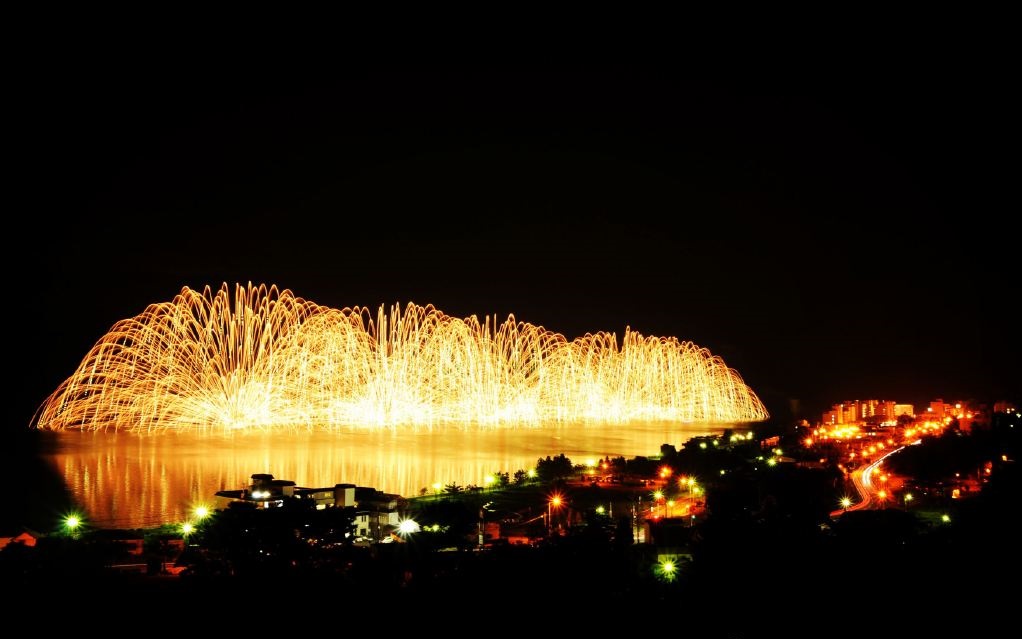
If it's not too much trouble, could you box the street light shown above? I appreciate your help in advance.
[840,497,852,510]
[656,558,678,582]
[397,518,420,536]
[63,513,84,538]
[548,494,563,534]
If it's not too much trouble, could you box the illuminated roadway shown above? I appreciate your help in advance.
[830,446,905,518]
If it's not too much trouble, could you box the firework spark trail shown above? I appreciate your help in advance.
[32,283,769,433]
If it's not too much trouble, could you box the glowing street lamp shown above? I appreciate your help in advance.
[63,514,82,535]
[548,494,563,534]
[903,493,914,509]
[62,513,85,539]
[655,558,678,582]
[397,518,421,536]
[840,497,852,510]
[181,522,195,535]
[194,505,210,520]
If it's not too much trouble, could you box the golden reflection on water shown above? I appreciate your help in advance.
[46,422,728,528]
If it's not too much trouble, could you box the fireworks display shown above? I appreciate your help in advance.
[32,283,768,433]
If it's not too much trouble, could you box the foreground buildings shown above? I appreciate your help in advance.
[215,473,407,541]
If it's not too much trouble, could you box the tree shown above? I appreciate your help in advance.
[536,454,574,481]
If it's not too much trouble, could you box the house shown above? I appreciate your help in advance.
[213,474,408,541]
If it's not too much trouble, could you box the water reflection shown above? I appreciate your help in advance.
[45,422,727,528]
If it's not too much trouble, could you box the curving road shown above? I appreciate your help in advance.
[830,446,905,518]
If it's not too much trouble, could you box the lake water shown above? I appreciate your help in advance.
[43,422,729,528]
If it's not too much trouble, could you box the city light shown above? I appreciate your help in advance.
[655,558,678,582]
[32,283,769,433]
[547,494,564,533]
[397,519,420,535]
[64,514,82,532]
[194,506,210,519]
[181,522,195,535]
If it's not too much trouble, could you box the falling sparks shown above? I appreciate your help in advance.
[32,283,768,433]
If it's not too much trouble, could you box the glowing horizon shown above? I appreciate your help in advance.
[32,283,768,433]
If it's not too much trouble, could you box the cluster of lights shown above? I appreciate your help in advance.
[808,418,948,459]
[32,283,768,433]
[180,504,211,536]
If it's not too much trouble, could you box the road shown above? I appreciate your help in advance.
[830,446,905,518]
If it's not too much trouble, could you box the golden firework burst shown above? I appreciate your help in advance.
[32,283,768,433]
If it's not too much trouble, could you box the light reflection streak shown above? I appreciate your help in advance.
[45,422,724,528]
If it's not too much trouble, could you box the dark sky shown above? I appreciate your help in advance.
[10,61,1018,425]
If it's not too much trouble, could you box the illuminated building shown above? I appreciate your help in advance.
[894,404,914,417]
[213,473,406,541]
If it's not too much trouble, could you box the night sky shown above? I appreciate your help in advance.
[9,61,1017,426]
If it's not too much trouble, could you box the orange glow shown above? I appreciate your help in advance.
[659,466,673,479]
[32,283,769,432]
[549,495,563,508]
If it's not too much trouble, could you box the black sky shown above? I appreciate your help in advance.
[10,60,1018,425]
